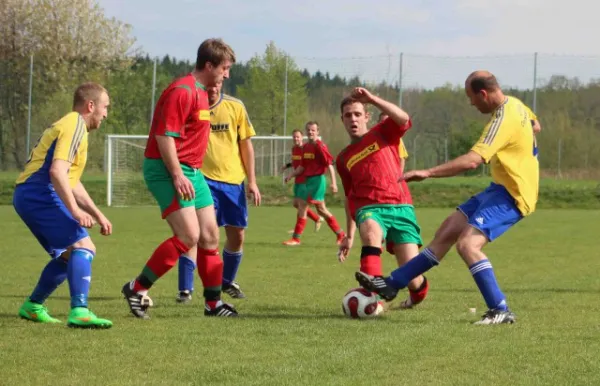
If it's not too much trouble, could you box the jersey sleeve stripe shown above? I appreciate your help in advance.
[67,115,86,162]
[483,106,505,145]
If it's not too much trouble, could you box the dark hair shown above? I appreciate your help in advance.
[340,96,365,114]
[292,129,302,135]
[195,38,236,71]
[73,82,107,109]
[305,121,319,130]
[469,73,499,93]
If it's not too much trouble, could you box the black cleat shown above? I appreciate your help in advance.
[176,290,193,304]
[355,271,399,301]
[222,282,246,299]
[204,303,238,317]
[474,309,516,325]
[121,282,151,320]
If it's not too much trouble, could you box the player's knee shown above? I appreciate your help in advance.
[176,231,200,250]
[71,237,96,255]
[455,237,478,258]
[227,229,244,250]
[198,225,219,249]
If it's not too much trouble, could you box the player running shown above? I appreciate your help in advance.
[336,87,428,310]
[176,82,261,303]
[356,71,540,324]
[121,38,238,319]
[282,129,324,233]
[283,122,344,246]
[14,82,113,328]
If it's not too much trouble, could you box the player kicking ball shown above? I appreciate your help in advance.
[356,71,540,325]
[336,87,428,310]
[14,83,113,328]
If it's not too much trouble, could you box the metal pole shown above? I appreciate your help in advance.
[398,52,404,107]
[557,138,562,179]
[532,52,538,113]
[106,135,113,206]
[26,54,33,157]
[282,56,289,172]
[150,57,158,127]
[412,136,417,170]
[444,137,448,163]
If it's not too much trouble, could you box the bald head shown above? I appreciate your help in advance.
[466,71,500,93]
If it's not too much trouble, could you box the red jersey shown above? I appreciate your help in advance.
[144,74,211,169]
[302,140,334,177]
[336,118,413,219]
[291,145,306,184]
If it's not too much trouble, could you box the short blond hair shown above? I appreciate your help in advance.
[196,38,236,70]
[73,82,107,109]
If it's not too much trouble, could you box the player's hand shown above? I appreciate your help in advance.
[399,169,431,183]
[73,209,95,229]
[248,182,262,206]
[95,212,113,236]
[284,175,292,184]
[331,183,338,194]
[337,236,353,262]
[173,173,195,201]
[350,87,376,104]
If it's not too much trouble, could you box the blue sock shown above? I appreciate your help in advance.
[178,255,195,292]
[222,249,243,285]
[470,259,507,311]
[30,258,68,304]
[67,248,94,308]
[386,248,439,289]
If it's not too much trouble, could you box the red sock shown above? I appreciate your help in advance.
[325,215,342,234]
[134,236,189,292]
[292,217,307,239]
[197,248,223,306]
[359,246,383,276]
[306,208,320,222]
[409,277,429,305]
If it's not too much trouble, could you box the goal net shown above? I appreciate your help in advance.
[105,134,295,206]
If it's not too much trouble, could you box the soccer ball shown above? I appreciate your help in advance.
[342,288,384,319]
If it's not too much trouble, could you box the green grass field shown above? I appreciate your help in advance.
[1,205,600,385]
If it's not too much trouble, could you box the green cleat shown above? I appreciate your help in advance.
[67,307,113,329]
[18,300,62,324]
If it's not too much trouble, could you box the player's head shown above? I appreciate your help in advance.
[196,38,236,87]
[465,71,504,114]
[305,121,319,142]
[378,112,388,123]
[206,82,222,105]
[340,96,370,139]
[292,129,303,146]
[73,82,109,131]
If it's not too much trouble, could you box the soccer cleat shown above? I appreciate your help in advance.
[222,281,246,299]
[204,303,238,317]
[67,307,113,329]
[282,238,301,246]
[315,217,324,232]
[474,309,516,325]
[398,276,429,310]
[18,300,61,324]
[355,271,399,301]
[176,290,192,304]
[121,282,150,320]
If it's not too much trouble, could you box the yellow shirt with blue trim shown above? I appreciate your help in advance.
[399,139,408,159]
[471,96,539,216]
[16,112,88,188]
[201,94,256,185]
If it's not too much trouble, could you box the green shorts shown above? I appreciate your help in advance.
[300,175,326,202]
[143,158,213,219]
[293,183,307,199]
[355,204,422,246]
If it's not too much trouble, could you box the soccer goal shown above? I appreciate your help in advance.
[105,134,295,206]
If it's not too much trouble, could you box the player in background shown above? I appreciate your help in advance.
[336,88,428,310]
[14,82,113,328]
[356,71,540,324]
[121,38,238,319]
[176,82,261,303]
[283,122,345,246]
[282,129,323,232]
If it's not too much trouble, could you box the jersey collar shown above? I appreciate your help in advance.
[210,92,224,109]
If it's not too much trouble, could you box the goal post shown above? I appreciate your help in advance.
[105,134,296,207]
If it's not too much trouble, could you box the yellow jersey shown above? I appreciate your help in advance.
[201,94,256,184]
[471,96,539,216]
[399,139,408,159]
[16,112,88,188]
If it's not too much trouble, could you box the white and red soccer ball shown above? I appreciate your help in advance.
[342,287,384,319]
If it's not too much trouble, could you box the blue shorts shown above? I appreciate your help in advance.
[205,177,248,228]
[457,183,523,242]
[13,184,89,258]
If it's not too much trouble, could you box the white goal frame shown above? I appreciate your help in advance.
[105,134,297,206]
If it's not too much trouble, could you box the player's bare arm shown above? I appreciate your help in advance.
[402,151,484,182]
[532,119,541,134]
[240,138,261,206]
[350,87,409,126]
[328,164,338,193]
[338,198,356,262]
[155,135,195,199]
[73,181,112,235]
[49,159,94,228]
[284,165,305,183]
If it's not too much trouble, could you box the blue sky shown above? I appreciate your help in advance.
[98,0,599,88]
